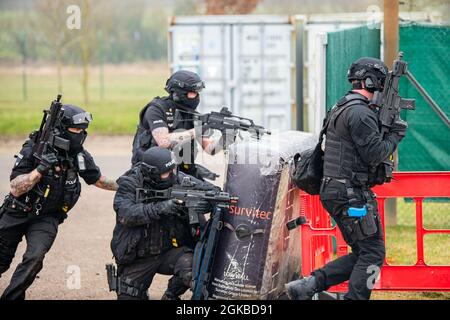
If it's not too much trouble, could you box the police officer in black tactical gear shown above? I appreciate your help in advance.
[111,146,212,300]
[131,70,218,181]
[285,57,408,300]
[0,104,118,300]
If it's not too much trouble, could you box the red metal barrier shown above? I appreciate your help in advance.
[297,172,450,292]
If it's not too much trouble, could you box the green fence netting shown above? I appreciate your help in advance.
[398,23,450,171]
[326,25,381,110]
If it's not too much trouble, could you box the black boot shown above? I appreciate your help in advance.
[161,291,181,300]
[285,276,319,300]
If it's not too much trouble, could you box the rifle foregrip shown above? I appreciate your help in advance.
[400,98,415,110]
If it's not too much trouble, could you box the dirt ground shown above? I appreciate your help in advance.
[0,135,226,300]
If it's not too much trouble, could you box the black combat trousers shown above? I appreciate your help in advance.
[117,246,193,300]
[0,212,59,300]
[313,178,386,300]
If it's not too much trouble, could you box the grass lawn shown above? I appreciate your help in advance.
[0,63,168,136]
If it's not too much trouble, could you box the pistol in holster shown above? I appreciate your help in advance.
[106,263,118,292]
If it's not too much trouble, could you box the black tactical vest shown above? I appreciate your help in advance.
[131,97,199,176]
[323,94,375,186]
[38,160,81,215]
[131,97,176,165]
[8,158,81,217]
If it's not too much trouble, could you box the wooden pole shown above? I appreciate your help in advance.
[384,0,399,66]
[384,0,399,226]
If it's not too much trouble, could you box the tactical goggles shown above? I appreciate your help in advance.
[173,79,205,93]
[141,162,177,175]
[72,112,93,125]
[140,162,159,175]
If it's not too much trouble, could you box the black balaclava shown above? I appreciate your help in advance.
[174,91,200,110]
[59,104,92,155]
[61,130,87,155]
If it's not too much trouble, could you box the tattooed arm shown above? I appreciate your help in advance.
[94,175,119,191]
[202,137,221,155]
[152,127,225,155]
[10,169,42,197]
[201,132,236,155]
[152,127,195,149]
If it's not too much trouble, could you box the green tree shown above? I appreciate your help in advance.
[34,0,80,94]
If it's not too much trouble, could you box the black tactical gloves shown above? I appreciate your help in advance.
[154,199,183,217]
[390,120,408,137]
[36,152,58,175]
[149,198,212,221]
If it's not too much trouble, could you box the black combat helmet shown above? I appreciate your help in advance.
[60,104,93,129]
[141,147,177,189]
[59,104,92,153]
[347,57,388,92]
[165,70,205,109]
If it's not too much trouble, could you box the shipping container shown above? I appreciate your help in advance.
[168,13,431,136]
[168,15,296,132]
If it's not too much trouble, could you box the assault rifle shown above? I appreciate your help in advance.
[32,94,70,161]
[174,107,271,141]
[370,52,415,182]
[136,176,238,231]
